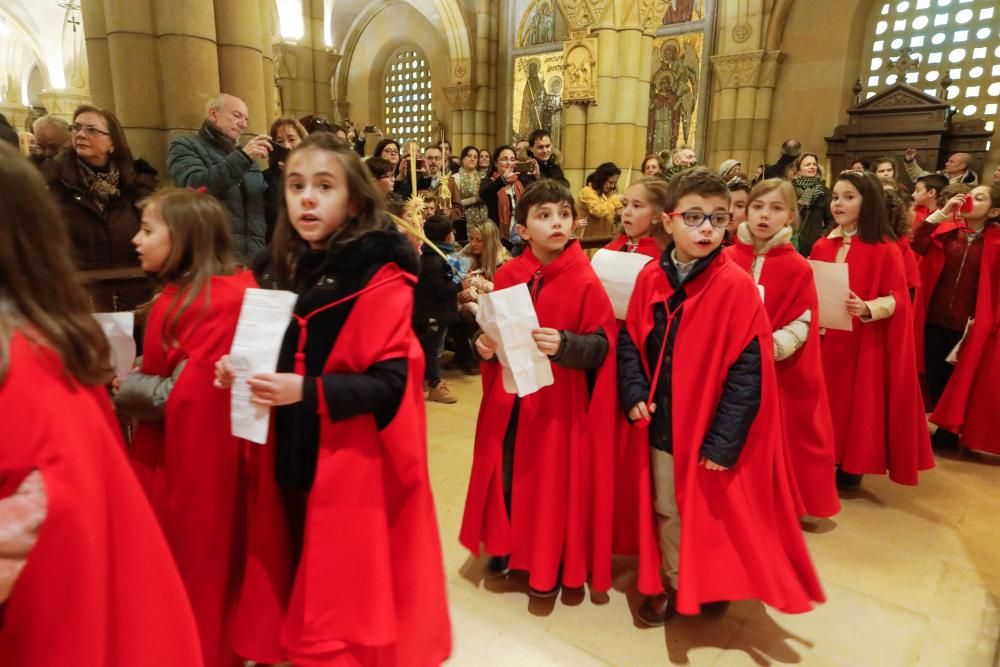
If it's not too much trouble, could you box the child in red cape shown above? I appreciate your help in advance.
[724,179,839,518]
[810,171,933,490]
[0,146,203,666]
[916,184,1000,454]
[911,173,947,232]
[217,135,451,666]
[461,180,618,598]
[604,178,664,557]
[617,168,823,626]
[885,188,921,297]
[118,188,290,667]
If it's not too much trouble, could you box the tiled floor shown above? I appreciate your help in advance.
[426,372,1000,666]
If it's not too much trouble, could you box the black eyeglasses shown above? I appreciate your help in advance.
[668,210,733,229]
[70,123,110,138]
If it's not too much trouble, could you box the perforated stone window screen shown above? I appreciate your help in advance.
[861,0,999,137]
[383,49,433,147]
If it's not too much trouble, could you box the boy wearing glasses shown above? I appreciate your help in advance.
[617,168,823,626]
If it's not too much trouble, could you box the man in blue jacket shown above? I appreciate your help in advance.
[168,94,270,261]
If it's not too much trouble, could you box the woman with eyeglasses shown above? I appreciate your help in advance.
[41,105,158,311]
[263,116,308,242]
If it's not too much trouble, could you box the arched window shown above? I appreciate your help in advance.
[860,0,999,138]
[383,48,433,147]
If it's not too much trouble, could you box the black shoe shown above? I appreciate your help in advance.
[528,583,560,599]
[487,555,510,576]
[637,591,676,627]
[836,468,863,490]
[700,600,730,616]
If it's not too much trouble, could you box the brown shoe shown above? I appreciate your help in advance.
[637,591,676,627]
[427,381,458,404]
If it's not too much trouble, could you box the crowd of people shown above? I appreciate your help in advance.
[0,95,998,667]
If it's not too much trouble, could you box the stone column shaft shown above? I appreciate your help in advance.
[214,0,267,136]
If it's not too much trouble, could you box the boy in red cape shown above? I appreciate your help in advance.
[724,179,839,519]
[461,179,618,597]
[0,145,203,666]
[917,184,1000,453]
[810,171,934,490]
[617,168,824,626]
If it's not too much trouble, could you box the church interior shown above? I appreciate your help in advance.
[1,0,998,665]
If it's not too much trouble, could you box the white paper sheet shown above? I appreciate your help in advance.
[93,312,135,381]
[476,283,554,397]
[229,288,298,444]
[590,249,654,320]
[808,260,853,332]
[945,317,973,365]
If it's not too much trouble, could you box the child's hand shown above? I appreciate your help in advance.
[247,373,303,407]
[475,334,498,360]
[628,401,656,421]
[845,291,871,319]
[942,193,966,216]
[700,456,729,471]
[532,328,562,356]
[213,355,236,389]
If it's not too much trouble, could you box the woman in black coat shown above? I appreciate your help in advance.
[791,152,834,257]
[478,145,536,246]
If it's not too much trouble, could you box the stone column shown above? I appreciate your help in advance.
[708,50,784,171]
[561,103,588,191]
[260,0,278,124]
[445,84,478,149]
[102,0,167,169]
[154,0,220,147]
[214,0,267,136]
[274,43,316,119]
[81,0,114,109]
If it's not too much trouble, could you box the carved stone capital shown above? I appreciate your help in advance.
[638,0,670,32]
[557,0,610,33]
[711,50,784,90]
[273,43,298,79]
[444,84,479,110]
[37,91,92,120]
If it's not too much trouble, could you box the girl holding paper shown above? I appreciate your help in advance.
[809,170,932,490]
[0,145,203,666]
[119,188,290,667]
[724,179,839,519]
[216,134,451,667]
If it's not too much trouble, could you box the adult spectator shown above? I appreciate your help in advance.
[32,115,71,159]
[718,159,743,184]
[514,138,531,158]
[478,146,491,177]
[448,146,488,241]
[527,129,569,188]
[849,157,871,173]
[0,113,18,148]
[763,138,801,179]
[903,147,978,186]
[168,94,268,261]
[576,162,623,239]
[42,105,158,311]
[263,116,308,241]
[993,164,1000,184]
[642,153,666,178]
[365,157,397,195]
[479,145,536,243]
[663,145,697,180]
[791,152,833,257]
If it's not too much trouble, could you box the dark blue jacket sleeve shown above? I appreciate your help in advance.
[617,326,650,417]
[700,338,762,467]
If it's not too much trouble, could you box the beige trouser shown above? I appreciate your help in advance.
[650,448,681,590]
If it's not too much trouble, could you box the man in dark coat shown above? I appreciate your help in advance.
[168,94,270,262]
[528,129,569,188]
[763,139,801,180]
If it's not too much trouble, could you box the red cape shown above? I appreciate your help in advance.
[898,236,921,292]
[460,241,619,592]
[280,263,451,667]
[600,235,666,556]
[604,233,661,255]
[622,253,824,614]
[810,236,934,483]
[725,239,840,518]
[129,271,291,667]
[931,225,1000,453]
[0,333,203,666]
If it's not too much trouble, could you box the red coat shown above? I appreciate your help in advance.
[129,272,291,667]
[931,225,1000,453]
[725,239,840,518]
[460,241,619,593]
[279,263,451,667]
[622,253,824,614]
[810,236,934,483]
[601,234,664,555]
[0,333,203,666]
[898,236,921,293]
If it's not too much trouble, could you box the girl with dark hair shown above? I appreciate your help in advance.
[117,188,289,667]
[479,145,537,243]
[0,142,203,666]
[810,170,933,490]
[41,104,159,311]
[215,134,451,666]
[577,162,623,239]
[449,145,488,230]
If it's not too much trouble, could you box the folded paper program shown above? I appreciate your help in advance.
[477,283,554,397]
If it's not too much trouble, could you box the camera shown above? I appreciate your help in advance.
[514,160,533,174]
[363,125,376,134]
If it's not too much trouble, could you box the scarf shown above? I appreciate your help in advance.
[199,120,238,154]
[493,173,525,239]
[794,176,826,209]
[75,158,120,212]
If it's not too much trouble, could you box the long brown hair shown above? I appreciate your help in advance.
[463,220,509,279]
[631,176,671,244]
[0,143,112,384]
[271,133,389,285]
[139,188,236,347]
[835,170,895,243]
